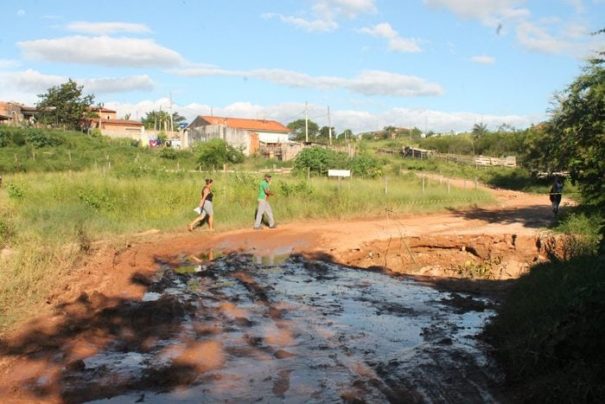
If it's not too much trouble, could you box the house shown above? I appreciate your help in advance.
[0,102,36,125]
[88,107,145,140]
[186,115,302,160]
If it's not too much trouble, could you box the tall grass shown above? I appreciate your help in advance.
[0,168,492,331]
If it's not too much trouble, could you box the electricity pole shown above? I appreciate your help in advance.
[305,101,309,143]
[328,105,332,146]
[169,92,174,134]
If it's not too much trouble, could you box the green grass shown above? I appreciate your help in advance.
[0,127,200,174]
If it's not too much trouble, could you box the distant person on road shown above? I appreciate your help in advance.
[549,177,564,215]
[188,178,214,231]
[254,174,276,229]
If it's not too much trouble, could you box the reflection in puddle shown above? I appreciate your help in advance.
[78,254,501,403]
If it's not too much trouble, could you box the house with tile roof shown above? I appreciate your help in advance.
[88,107,145,140]
[186,115,302,160]
[0,102,36,126]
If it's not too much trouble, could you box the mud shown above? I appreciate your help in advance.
[0,252,504,403]
[342,233,561,281]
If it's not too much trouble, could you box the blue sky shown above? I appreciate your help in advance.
[1,0,603,133]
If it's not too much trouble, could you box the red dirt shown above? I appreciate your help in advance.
[0,184,572,403]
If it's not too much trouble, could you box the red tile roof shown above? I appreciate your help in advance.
[92,107,117,113]
[198,116,289,133]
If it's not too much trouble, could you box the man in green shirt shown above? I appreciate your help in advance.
[254,174,276,229]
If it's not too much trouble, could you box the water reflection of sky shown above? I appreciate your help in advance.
[89,254,499,403]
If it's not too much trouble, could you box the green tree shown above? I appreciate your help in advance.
[35,79,97,130]
[317,126,336,141]
[195,139,244,169]
[536,34,605,250]
[337,129,354,142]
[384,126,397,139]
[172,112,187,129]
[551,59,604,220]
[287,119,319,141]
[293,147,347,175]
[142,110,171,130]
[472,122,489,137]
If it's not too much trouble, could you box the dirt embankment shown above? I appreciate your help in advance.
[0,184,571,402]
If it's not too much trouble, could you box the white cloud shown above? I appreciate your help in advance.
[470,55,495,64]
[109,99,537,133]
[18,35,184,67]
[423,0,529,27]
[0,69,64,94]
[515,21,569,54]
[359,23,422,52]
[176,66,442,97]
[564,22,590,39]
[262,13,338,32]
[565,0,585,13]
[264,0,376,32]
[424,0,599,58]
[0,69,154,104]
[66,21,151,35]
[81,75,154,93]
[348,71,442,96]
[313,0,377,18]
[0,59,20,69]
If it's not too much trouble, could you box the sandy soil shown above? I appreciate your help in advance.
[0,183,571,403]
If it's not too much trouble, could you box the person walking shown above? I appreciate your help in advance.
[549,177,564,215]
[188,178,214,231]
[254,174,276,229]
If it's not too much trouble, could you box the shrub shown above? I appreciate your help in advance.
[195,139,244,169]
[293,147,348,176]
[350,154,383,178]
[7,183,24,199]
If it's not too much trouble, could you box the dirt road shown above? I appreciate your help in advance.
[0,185,570,403]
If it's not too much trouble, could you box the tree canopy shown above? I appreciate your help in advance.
[194,139,244,169]
[142,110,186,131]
[35,79,97,131]
[530,34,604,250]
[287,119,319,141]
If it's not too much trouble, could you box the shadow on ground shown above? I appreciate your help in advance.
[448,204,555,229]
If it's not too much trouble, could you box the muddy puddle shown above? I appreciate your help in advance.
[60,253,502,403]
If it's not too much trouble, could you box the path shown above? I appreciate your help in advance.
[0,183,570,402]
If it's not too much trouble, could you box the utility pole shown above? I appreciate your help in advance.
[305,101,309,143]
[327,105,332,146]
[169,92,174,134]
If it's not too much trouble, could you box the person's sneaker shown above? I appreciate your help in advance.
[253,226,261,230]
[269,225,277,229]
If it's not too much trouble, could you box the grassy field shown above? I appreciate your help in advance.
[0,168,492,331]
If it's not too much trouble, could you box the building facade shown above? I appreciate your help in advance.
[186,115,301,160]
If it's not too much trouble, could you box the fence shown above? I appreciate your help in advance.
[384,146,517,168]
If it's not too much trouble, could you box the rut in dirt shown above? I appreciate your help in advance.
[3,252,504,403]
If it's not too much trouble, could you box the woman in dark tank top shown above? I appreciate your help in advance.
[188,178,215,231]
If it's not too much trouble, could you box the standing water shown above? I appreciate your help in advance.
[68,253,501,403]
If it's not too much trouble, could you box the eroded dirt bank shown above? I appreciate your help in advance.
[0,187,570,402]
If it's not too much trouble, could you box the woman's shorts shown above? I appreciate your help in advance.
[202,200,213,216]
